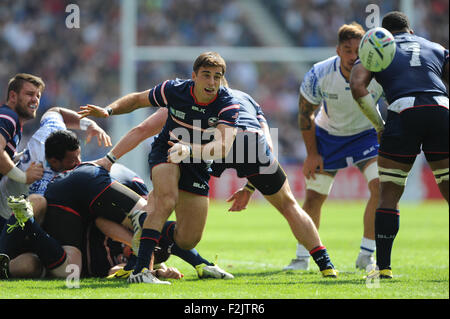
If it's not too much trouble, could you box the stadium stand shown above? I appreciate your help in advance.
[0,0,448,166]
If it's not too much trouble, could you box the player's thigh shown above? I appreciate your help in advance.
[151,163,180,212]
[173,191,209,249]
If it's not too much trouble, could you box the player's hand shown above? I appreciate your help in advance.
[167,141,191,163]
[78,104,109,119]
[93,157,113,172]
[303,153,323,180]
[155,267,184,280]
[85,122,112,147]
[226,187,253,212]
[25,162,44,184]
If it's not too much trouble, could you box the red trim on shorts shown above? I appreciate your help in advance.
[378,150,419,157]
[178,188,209,198]
[47,250,67,269]
[88,181,117,213]
[47,204,81,217]
[309,246,326,255]
[376,209,400,215]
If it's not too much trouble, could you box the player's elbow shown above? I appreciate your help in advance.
[350,78,367,100]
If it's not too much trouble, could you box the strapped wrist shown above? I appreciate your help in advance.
[79,118,93,131]
[105,151,117,164]
[244,182,255,193]
[105,106,113,116]
[6,166,27,184]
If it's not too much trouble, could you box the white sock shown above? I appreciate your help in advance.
[296,243,310,259]
[359,237,376,256]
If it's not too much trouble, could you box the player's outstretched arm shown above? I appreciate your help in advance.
[78,89,152,118]
[94,108,168,171]
[46,107,112,147]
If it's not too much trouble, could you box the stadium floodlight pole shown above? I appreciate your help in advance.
[116,0,151,186]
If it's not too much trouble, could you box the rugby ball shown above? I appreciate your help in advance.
[358,27,396,72]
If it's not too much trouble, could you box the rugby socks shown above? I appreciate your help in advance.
[359,237,376,256]
[133,228,160,274]
[0,215,29,258]
[25,219,66,270]
[310,246,334,271]
[0,216,66,269]
[375,208,400,270]
[160,221,213,267]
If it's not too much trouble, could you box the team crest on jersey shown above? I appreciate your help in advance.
[208,117,218,126]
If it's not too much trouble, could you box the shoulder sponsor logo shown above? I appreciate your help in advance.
[170,107,186,120]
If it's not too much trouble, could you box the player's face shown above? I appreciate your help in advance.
[192,66,223,103]
[11,82,41,120]
[337,38,360,74]
[49,147,81,172]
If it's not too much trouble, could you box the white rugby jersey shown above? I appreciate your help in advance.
[0,111,67,219]
[300,56,384,136]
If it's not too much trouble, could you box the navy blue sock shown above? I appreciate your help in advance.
[123,254,136,271]
[310,246,334,271]
[160,221,213,267]
[375,208,400,270]
[0,215,29,258]
[25,219,66,270]
[133,228,160,274]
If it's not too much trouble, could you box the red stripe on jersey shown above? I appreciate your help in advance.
[47,204,81,217]
[89,181,117,213]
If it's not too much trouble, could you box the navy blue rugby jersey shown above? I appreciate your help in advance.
[148,79,240,147]
[231,89,267,132]
[44,163,115,216]
[0,104,22,180]
[374,32,449,104]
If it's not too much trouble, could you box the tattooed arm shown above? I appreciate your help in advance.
[297,94,323,179]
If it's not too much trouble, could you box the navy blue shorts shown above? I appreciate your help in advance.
[315,126,379,170]
[380,96,449,164]
[148,140,211,196]
[210,132,275,178]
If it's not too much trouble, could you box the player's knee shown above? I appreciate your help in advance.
[10,253,44,278]
[304,190,327,209]
[368,178,380,198]
[175,235,201,250]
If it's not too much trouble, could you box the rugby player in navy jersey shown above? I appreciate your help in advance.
[0,74,45,230]
[79,52,242,283]
[85,86,338,278]
[350,11,449,279]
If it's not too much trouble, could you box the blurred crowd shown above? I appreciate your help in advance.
[0,0,448,164]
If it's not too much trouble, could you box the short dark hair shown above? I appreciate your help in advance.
[193,51,226,75]
[45,130,80,161]
[382,11,411,33]
[7,73,45,101]
[338,22,365,44]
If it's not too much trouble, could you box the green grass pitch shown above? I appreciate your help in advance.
[0,200,448,300]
